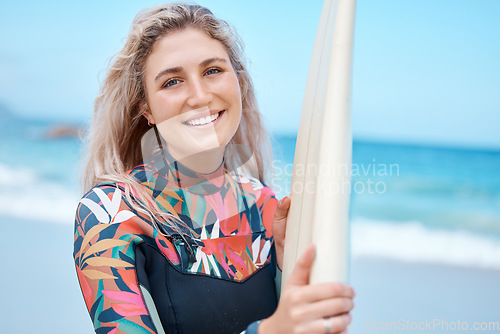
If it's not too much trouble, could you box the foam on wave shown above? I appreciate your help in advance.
[352,217,500,270]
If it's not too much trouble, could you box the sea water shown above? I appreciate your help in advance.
[271,135,500,269]
[1,114,499,270]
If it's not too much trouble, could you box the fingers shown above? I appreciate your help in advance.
[273,196,290,271]
[325,313,352,334]
[274,196,290,221]
[265,278,355,334]
[292,282,355,304]
[286,243,316,287]
[272,196,289,243]
[314,313,352,334]
[290,297,354,323]
[285,282,355,332]
[293,313,352,334]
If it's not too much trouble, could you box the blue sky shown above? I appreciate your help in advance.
[1,0,499,149]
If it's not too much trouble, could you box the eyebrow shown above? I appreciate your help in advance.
[154,57,228,82]
[200,57,227,68]
[154,66,183,82]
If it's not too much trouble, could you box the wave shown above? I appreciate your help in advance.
[0,163,80,225]
[352,218,500,270]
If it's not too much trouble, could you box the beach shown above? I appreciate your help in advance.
[350,257,500,333]
[1,118,499,333]
[2,216,499,333]
[0,217,92,334]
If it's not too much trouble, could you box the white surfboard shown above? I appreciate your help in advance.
[282,0,356,287]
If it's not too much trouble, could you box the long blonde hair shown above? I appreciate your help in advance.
[81,3,272,223]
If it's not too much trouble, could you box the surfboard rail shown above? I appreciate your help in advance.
[282,0,356,288]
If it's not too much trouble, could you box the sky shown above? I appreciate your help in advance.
[1,0,499,149]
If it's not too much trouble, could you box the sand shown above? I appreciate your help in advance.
[350,257,500,333]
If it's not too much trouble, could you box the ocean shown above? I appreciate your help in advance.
[2,114,500,271]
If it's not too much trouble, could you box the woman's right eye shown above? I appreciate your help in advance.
[163,78,180,88]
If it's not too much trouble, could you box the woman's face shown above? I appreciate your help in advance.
[143,27,242,161]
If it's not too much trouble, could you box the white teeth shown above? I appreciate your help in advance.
[187,112,220,126]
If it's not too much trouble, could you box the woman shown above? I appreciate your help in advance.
[74,3,355,333]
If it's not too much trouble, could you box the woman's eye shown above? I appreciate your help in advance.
[163,78,180,88]
[205,68,221,76]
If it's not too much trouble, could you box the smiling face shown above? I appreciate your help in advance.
[142,27,242,165]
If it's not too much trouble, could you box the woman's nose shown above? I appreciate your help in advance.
[187,78,212,108]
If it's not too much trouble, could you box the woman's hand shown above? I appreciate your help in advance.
[259,244,355,334]
[273,196,291,270]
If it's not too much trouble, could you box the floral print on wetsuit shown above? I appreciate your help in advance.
[74,151,278,333]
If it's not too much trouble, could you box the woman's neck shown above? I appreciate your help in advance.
[167,147,225,174]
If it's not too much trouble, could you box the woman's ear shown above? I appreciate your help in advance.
[140,102,155,126]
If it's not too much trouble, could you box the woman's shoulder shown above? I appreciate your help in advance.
[73,182,147,258]
[75,182,138,231]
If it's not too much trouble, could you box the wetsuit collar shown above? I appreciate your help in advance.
[150,149,227,196]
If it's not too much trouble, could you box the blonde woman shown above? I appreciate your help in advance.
[73,3,355,333]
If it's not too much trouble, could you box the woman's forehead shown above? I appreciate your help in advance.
[149,28,229,65]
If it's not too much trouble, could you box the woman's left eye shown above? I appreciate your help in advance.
[205,68,222,76]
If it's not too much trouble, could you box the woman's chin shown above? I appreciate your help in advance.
[168,138,225,161]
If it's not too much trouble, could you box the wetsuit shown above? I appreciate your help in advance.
[73,150,279,333]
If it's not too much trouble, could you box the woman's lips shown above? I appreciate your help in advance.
[183,110,225,127]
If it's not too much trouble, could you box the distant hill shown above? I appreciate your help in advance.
[0,103,87,140]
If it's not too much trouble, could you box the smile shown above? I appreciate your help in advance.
[184,111,223,126]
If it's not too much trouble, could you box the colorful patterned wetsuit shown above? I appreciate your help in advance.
[73,150,279,334]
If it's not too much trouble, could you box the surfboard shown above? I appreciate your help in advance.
[281,0,356,287]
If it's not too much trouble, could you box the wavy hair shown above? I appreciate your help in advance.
[80,3,272,226]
